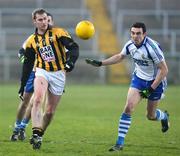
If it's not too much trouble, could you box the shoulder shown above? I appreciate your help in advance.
[22,34,35,49]
[123,40,134,51]
[124,40,134,47]
[121,40,134,55]
[51,27,71,38]
[145,36,160,49]
[145,36,164,61]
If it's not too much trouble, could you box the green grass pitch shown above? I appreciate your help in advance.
[0,84,180,156]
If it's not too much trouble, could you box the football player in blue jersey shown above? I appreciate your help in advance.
[10,13,54,141]
[86,22,169,151]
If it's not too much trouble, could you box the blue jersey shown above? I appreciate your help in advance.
[25,71,35,93]
[121,36,165,81]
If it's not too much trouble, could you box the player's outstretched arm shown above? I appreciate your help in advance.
[85,58,102,67]
[85,53,125,67]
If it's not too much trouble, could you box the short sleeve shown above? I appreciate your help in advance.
[147,39,165,64]
[55,28,71,39]
[121,40,132,56]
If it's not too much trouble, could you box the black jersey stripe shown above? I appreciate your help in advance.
[42,35,54,71]
[28,27,72,71]
[49,31,61,70]
[56,36,66,65]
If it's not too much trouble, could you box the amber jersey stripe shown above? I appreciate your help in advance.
[24,27,70,71]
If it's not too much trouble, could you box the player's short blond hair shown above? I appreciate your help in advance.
[32,8,47,20]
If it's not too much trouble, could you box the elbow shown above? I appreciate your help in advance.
[166,69,168,76]
[74,44,79,59]
[165,66,168,76]
[73,45,79,62]
[76,45,79,58]
[69,43,79,64]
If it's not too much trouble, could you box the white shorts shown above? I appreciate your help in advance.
[35,68,66,95]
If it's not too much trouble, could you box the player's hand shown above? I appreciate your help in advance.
[19,55,26,64]
[65,61,74,72]
[85,58,102,67]
[139,87,155,98]
[18,53,26,63]
[18,86,24,101]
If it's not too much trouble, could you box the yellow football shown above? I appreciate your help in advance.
[75,20,95,40]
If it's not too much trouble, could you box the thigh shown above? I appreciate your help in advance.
[124,87,142,114]
[34,76,48,100]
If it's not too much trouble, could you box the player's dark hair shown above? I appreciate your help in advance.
[32,8,47,19]
[47,12,53,20]
[131,22,146,33]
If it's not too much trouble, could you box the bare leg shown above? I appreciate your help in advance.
[16,92,33,120]
[109,87,142,151]
[146,100,159,120]
[10,92,33,141]
[42,91,61,131]
[31,76,48,129]
[146,99,169,132]
[30,77,61,150]
[124,87,142,115]
[23,95,34,121]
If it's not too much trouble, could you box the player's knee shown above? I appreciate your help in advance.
[33,96,42,107]
[124,103,134,114]
[46,107,55,115]
[44,111,54,119]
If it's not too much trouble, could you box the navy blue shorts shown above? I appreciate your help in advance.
[25,71,35,93]
[130,74,167,101]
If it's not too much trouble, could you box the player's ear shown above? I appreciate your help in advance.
[32,18,35,22]
[32,15,36,25]
[32,19,37,26]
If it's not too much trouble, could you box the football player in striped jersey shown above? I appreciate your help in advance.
[12,8,79,150]
[10,12,55,142]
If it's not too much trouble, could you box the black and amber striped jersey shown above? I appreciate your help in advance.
[20,26,79,88]
[23,26,78,71]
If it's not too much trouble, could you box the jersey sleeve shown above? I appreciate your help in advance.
[121,40,132,56]
[56,28,72,39]
[19,36,36,89]
[148,40,165,64]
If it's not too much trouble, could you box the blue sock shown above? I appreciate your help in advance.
[156,109,167,121]
[116,113,131,145]
[14,120,21,132]
[20,118,29,129]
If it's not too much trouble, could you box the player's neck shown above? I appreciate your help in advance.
[37,28,46,35]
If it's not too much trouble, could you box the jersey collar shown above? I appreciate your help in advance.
[34,25,52,36]
[133,36,147,48]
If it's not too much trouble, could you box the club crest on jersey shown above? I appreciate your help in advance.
[141,54,146,59]
[49,37,53,42]
[39,45,55,62]
[131,49,138,56]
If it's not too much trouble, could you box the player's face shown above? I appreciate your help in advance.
[130,27,146,46]
[47,16,54,26]
[34,13,48,33]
